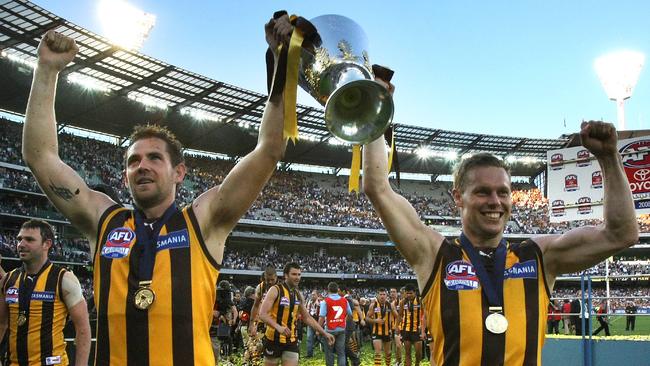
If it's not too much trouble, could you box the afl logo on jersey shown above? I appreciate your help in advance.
[5,287,18,304]
[444,260,479,290]
[101,227,136,259]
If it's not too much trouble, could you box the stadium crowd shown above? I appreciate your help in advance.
[1,117,648,320]
[5,117,650,233]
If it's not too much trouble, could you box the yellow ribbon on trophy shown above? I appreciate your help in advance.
[386,125,396,172]
[348,145,362,193]
[347,126,397,193]
[282,22,304,143]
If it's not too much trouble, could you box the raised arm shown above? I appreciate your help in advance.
[193,15,291,248]
[22,31,114,247]
[362,82,443,284]
[537,121,639,287]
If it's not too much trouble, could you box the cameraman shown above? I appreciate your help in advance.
[212,280,238,363]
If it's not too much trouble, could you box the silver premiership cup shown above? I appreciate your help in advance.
[298,14,394,145]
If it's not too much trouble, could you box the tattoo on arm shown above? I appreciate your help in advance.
[49,179,80,201]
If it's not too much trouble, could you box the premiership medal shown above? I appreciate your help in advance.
[17,312,27,327]
[485,312,508,334]
[134,281,155,310]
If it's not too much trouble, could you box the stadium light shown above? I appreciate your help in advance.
[414,147,458,161]
[97,0,156,51]
[180,107,224,123]
[444,150,458,161]
[328,137,346,146]
[67,72,111,93]
[127,92,169,110]
[3,52,36,69]
[594,50,645,130]
[415,146,434,159]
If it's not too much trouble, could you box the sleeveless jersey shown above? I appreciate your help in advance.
[94,204,221,366]
[421,238,550,366]
[371,301,393,336]
[401,296,422,333]
[4,263,68,366]
[264,283,300,344]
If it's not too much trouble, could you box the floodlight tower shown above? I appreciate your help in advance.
[594,51,645,130]
[98,0,156,51]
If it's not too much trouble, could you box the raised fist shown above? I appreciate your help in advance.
[580,120,618,159]
[37,30,78,72]
[264,13,292,54]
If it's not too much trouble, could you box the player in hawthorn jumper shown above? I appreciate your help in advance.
[21,13,293,366]
[0,220,91,366]
[363,78,639,366]
[367,288,399,366]
[259,263,334,366]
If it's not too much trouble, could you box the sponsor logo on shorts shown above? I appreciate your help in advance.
[45,356,61,365]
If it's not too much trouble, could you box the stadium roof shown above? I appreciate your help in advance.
[0,0,570,177]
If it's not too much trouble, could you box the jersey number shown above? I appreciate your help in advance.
[332,305,344,319]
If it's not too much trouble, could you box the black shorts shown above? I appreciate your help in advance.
[263,338,299,358]
[401,330,421,343]
[371,334,392,342]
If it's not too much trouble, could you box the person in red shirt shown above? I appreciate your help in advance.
[561,299,572,334]
[547,300,561,334]
[319,282,352,366]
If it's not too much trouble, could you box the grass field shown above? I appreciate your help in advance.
[221,318,650,365]
[603,315,650,336]
[551,315,650,337]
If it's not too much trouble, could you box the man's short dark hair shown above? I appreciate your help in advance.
[20,219,55,248]
[452,153,510,193]
[244,286,255,298]
[125,124,185,167]
[404,283,417,292]
[327,282,339,293]
[377,287,387,294]
[283,262,301,275]
[264,265,277,277]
